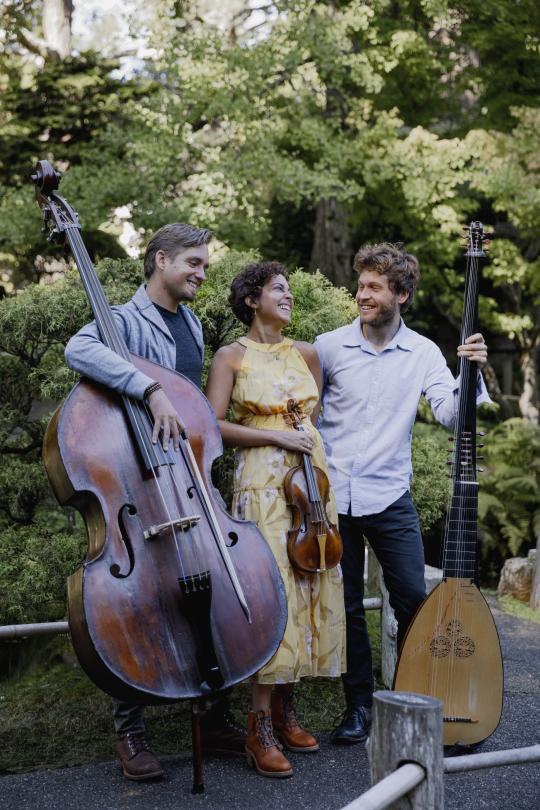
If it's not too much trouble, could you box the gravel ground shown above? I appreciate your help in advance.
[1,598,538,810]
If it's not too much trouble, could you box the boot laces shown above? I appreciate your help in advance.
[256,714,279,750]
[125,734,150,757]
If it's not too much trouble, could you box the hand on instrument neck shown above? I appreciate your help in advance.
[457,333,488,368]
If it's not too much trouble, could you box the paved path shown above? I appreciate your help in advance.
[1,599,538,810]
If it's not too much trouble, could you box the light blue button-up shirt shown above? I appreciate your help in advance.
[315,317,491,517]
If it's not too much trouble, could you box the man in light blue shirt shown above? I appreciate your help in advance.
[315,243,490,744]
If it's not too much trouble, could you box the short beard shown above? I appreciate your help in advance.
[362,300,400,328]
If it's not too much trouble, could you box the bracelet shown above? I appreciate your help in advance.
[144,382,162,400]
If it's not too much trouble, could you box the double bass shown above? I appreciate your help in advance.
[393,222,503,747]
[32,161,287,710]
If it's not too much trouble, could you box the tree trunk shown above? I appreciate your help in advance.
[309,197,353,288]
[43,0,73,60]
[482,361,513,420]
[518,344,539,423]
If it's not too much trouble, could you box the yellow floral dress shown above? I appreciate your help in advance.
[230,337,346,684]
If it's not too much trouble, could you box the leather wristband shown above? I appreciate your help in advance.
[144,382,162,401]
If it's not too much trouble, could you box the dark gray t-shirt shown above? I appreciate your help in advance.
[153,304,202,389]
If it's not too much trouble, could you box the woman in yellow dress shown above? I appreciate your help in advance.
[206,260,346,778]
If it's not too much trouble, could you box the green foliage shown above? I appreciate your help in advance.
[478,418,540,558]
[0,257,143,530]
[0,51,157,280]
[0,522,86,625]
[411,422,451,533]
[498,594,540,626]
[286,270,358,342]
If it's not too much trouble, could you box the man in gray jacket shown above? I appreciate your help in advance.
[65,222,246,781]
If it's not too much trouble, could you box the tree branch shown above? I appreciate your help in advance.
[17,27,61,61]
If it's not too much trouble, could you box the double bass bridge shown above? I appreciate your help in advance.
[144,514,201,540]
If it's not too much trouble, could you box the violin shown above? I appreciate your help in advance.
[32,160,287,705]
[284,398,343,575]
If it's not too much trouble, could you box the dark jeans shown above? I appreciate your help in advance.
[112,694,232,738]
[112,700,146,738]
[339,491,426,709]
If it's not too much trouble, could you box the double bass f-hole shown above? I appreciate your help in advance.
[283,398,343,575]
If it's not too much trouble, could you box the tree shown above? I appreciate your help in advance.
[1,0,73,62]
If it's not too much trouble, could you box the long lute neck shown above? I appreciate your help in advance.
[442,223,485,580]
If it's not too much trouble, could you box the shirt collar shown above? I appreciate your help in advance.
[342,317,415,353]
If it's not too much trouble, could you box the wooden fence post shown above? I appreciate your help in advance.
[379,567,399,688]
[530,537,540,610]
[366,544,380,596]
[368,690,444,810]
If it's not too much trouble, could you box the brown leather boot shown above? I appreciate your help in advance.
[245,709,293,778]
[271,684,319,752]
[116,734,164,781]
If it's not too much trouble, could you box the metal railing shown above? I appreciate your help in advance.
[0,597,384,641]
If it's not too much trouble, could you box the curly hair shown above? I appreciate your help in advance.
[229,261,289,325]
[353,243,420,312]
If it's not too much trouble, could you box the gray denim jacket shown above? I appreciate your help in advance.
[65,284,204,399]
